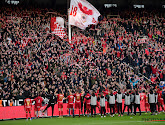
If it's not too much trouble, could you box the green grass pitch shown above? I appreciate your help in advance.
[1,113,165,125]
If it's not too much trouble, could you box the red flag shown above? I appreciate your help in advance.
[51,17,66,39]
[50,17,57,31]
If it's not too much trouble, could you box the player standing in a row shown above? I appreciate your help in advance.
[100,92,106,117]
[24,98,32,121]
[157,88,165,113]
[57,91,64,118]
[116,89,123,116]
[67,91,74,117]
[108,90,115,117]
[140,90,150,114]
[33,93,43,118]
[74,90,82,117]
[91,91,97,117]
[83,91,91,117]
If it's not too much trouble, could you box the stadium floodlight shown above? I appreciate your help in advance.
[104,4,117,8]
[5,0,19,5]
[133,5,144,8]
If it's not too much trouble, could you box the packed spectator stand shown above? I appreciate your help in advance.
[0,5,165,106]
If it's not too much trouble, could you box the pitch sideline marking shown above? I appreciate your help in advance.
[82,121,165,125]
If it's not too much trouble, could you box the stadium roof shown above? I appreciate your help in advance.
[1,0,165,8]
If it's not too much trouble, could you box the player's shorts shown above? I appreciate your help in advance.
[158,99,164,105]
[145,103,149,107]
[58,102,63,108]
[75,102,81,109]
[34,107,40,111]
[25,108,31,112]
[96,102,100,107]
[34,106,41,111]
[86,104,91,110]
[67,104,74,109]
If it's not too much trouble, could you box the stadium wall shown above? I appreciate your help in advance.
[1,100,162,120]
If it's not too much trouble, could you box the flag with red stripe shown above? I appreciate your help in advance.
[51,17,66,39]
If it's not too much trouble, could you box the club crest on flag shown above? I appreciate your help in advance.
[81,14,87,23]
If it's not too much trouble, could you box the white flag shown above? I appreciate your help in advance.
[51,17,66,39]
[69,0,100,29]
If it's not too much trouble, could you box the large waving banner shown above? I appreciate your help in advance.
[69,0,100,29]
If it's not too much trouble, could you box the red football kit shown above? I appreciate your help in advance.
[157,90,164,104]
[144,94,149,107]
[24,98,32,112]
[140,93,145,100]
[157,90,165,112]
[33,96,43,111]
[67,95,74,108]
[57,94,64,108]
[74,93,81,109]
[140,93,149,106]
[83,93,91,110]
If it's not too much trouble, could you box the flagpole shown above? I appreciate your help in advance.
[67,0,71,43]
[68,11,71,43]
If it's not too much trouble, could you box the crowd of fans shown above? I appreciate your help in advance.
[0,6,165,105]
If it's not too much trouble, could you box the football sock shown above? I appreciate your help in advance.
[34,112,36,117]
[67,109,69,115]
[37,112,39,118]
[73,108,74,116]
[26,113,28,119]
[145,108,147,112]
[29,113,31,119]
[158,107,160,112]
[162,106,165,111]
